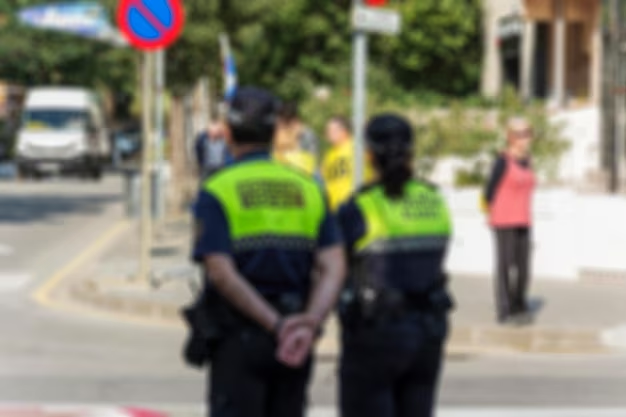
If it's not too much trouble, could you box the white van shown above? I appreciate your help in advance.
[15,87,110,179]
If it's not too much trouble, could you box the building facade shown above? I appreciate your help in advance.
[483,0,602,107]
[481,0,625,188]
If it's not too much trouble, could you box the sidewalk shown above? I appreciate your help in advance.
[37,216,626,356]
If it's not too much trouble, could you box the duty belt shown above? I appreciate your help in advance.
[353,278,454,323]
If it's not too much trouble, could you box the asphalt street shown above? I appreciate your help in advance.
[1,174,626,416]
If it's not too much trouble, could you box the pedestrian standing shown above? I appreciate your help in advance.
[338,114,454,417]
[273,102,319,176]
[483,117,536,326]
[193,87,346,417]
[194,121,232,181]
[321,116,375,211]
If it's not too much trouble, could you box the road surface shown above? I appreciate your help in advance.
[1,175,626,416]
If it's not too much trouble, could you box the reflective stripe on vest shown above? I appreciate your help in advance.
[204,160,325,252]
[354,182,452,255]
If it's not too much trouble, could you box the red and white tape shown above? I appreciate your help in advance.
[0,406,167,417]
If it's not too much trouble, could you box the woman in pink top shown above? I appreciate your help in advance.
[484,118,536,326]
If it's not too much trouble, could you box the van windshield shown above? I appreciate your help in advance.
[22,109,88,132]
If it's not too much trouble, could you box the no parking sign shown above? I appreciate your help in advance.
[117,0,184,51]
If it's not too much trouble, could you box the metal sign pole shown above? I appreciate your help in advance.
[617,2,626,193]
[154,49,165,218]
[352,0,368,191]
[611,0,622,192]
[138,52,154,286]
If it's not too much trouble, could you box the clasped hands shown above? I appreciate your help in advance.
[274,313,319,368]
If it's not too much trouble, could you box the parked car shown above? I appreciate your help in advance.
[15,86,111,180]
[111,125,141,167]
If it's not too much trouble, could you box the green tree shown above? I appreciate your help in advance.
[165,0,352,100]
[0,0,135,93]
[0,0,485,109]
[375,0,483,96]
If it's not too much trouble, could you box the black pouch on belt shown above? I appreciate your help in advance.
[428,288,455,315]
[180,287,224,369]
[423,276,455,341]
[425,273,455,314]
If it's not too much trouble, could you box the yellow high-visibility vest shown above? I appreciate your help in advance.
[274,149,317,176]
[321,140,375,211]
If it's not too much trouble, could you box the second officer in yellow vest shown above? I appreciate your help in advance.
[193,87,345,417]
[337,114,454,417]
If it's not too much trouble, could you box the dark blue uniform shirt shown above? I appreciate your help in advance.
[338,186,448,293]
[193,151,342,297]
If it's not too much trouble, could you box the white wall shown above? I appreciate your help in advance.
[442,187,626,281]
[552,106,601,184]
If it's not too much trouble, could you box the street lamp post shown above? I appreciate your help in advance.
[352,0,368,191]
[154,49,165,219]
[138,52,154,286]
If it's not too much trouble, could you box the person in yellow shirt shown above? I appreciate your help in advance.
[321,116,375,211]
[272,102,318,176]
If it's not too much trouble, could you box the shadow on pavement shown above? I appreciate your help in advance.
[528,297,545,316]
[0,194,121,224]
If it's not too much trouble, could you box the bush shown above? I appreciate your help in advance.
[455,162,488,187]
[495,87,570,183]
[299,86,569,186]
[417,87,569,186]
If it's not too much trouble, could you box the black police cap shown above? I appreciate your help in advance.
[366,114,414,156]
[227,87,279,129]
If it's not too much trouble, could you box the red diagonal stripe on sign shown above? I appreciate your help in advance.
[130,0,168,33]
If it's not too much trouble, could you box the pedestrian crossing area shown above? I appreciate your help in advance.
[314,408,626,417]
[0,406,165,417]
[0,244,14,256]
[3,406,626,417]
[0,241,31,293]
[0,272,30,292]
[434,411,626,417]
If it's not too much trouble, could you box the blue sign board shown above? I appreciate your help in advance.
[18,2,124,44]
[220,35,238,101]
[224,55,238,101]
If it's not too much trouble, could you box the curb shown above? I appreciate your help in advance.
[63,279,616,356]
[31,218,190,329]
[446,326,608,355]
[35,216,620,356]
[68,280,182,329]
[31,221,132,312]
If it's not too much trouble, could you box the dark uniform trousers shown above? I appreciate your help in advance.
[208,323,313,417]
[340,315,446,417]
[494,227,531,319]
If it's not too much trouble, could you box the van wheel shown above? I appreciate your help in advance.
[17,165,32,181]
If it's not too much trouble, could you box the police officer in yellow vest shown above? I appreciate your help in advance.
[337,114,454,417]
[192,87,345,417]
